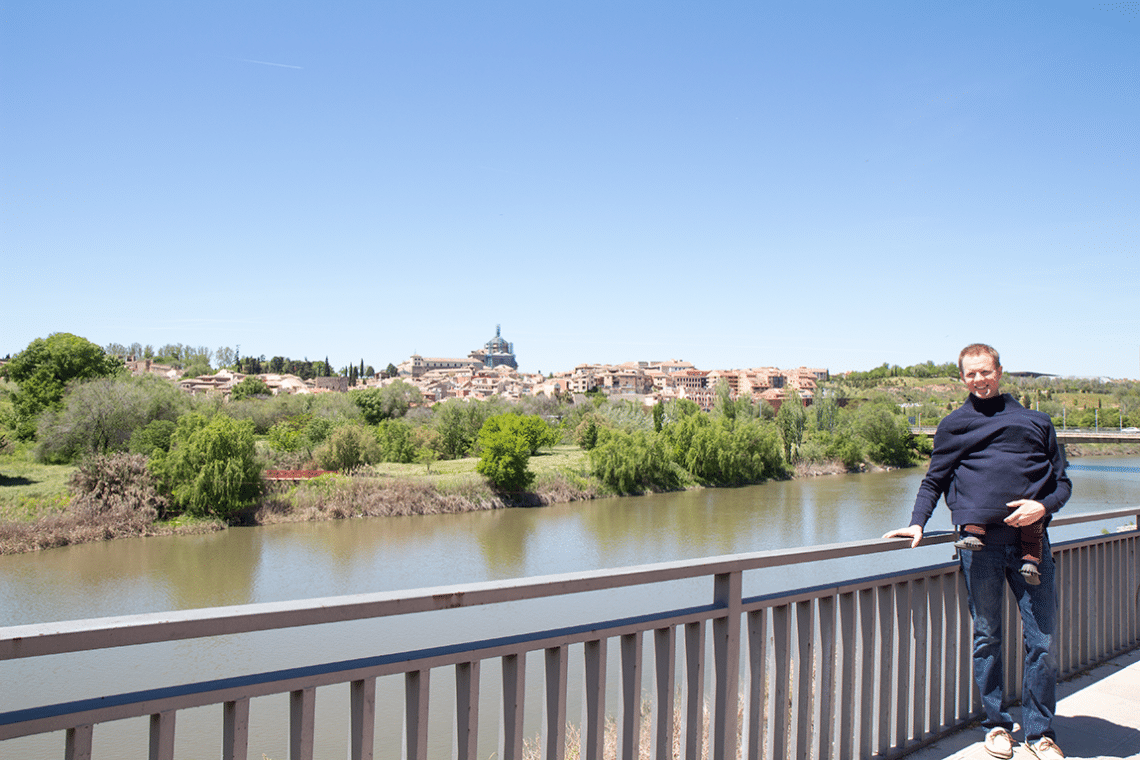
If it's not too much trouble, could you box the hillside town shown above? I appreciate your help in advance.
[128,326,829,411]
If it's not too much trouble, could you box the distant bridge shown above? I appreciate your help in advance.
[910,427,1140,445]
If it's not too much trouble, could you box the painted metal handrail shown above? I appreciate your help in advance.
[2,506,1137,760]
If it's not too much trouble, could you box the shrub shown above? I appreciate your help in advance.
[70,452,167,524]
[575,415,601,450]
[129,419,178,457]
[476,414,535,492]
[517,414,558,455]
[352,380,422,424]
[35,375,185,462]
[315,425,380,472]
[589,428,681,494]
[150,414,263,518]
[853,402,916,467]
[432,399,498,459]
[230,376,272,402]
[268,414,313,454]
[375,419,417,463]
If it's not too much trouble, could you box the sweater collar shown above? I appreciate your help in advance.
[967,392,1015,417]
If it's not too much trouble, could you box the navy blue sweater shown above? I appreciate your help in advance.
[909,393,1071,530]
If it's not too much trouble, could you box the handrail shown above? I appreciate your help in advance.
[2,506,1136,662]
[0,533,956,661]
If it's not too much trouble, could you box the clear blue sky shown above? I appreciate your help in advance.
[4,1,1137,378]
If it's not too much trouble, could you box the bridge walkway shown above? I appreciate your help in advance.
[910,647,1140,760]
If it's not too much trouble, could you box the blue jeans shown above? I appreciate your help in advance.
[960,536,1058,741]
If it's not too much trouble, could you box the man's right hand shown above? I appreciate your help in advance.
[882,525,923,549]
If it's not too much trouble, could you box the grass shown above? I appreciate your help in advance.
[362,444,591,485]
[0,451,74,521]
[371,444,588,473]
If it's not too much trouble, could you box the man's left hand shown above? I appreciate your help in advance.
[1005,499,1046,527]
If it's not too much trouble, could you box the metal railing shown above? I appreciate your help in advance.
[2,507,1137,760]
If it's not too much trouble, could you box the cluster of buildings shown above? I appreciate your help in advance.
[131,327,828,411]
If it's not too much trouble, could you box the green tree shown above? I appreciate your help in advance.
[374,419,418,463]
[575,414,603,450]
[36,375,185,462]
[315,424,380,472]
[852,401,915,467]
[150,414,262,518]
[268,414,313,454]
[476,414,535,492]
[353,380,422,423]
[129,419,178,457]
[713,380,735,423]
[516,414,558,455]
[2,333,124,440]
[589,428,680,494]
[775,387,807,462]
[231,376,271,401]
[432,399,492,459]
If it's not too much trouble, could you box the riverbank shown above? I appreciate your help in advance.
[5,440,1137,555]
[1063,442,1140,457]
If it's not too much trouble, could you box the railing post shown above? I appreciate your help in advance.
[583,639,607,760]
[455,663,480,760]
[223,698,250,760]
[712,571,741,760]
[65,725,93,760]
[746,609,768,760]
[893,581,911,748]
[793,599,813,760]
[501,653,526,760]
[875,585,892,757]
[405,669,430,760]
[149,710,176,760]
[652,626,676,760]
[545,646,568,760]
[771,603,790,760]
[683,621,705,760]
[620,632,644,760]
[817,594,836,760]
[290,687,315,760]
[836,592,856,759]
[350,678,376,760]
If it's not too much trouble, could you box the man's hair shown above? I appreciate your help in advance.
[958,343,1001,374]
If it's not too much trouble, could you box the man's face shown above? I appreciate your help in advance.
[960,353,1002,399]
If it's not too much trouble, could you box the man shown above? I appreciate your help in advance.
[884,344,1070,760]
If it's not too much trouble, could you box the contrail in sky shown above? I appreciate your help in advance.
[235,58,303,69]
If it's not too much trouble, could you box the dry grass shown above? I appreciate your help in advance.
[0,453,225,555]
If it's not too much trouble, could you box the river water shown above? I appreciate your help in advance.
[2,456,1136,759]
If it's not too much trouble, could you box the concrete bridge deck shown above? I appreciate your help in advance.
[911,647,1140,760]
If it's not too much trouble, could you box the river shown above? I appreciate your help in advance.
[2,456,1136,759]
